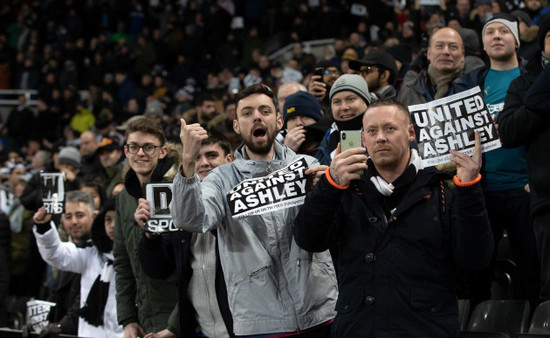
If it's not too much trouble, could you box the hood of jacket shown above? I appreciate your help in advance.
[91,197,116,253]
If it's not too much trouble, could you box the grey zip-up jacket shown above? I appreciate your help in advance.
[171,141,337,336]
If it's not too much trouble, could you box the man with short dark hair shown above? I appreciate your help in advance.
[183,94,219,127]
[92,137,124,197]
[350,49,398,99]
[33,190,124,337]
[295,99,493,337]
[137,131,235,338]
[172,84,337,337]
[308,60,341,116]
[113,118,178,338]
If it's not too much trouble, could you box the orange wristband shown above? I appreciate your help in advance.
[454,173,482,187]
[325,167,350,190]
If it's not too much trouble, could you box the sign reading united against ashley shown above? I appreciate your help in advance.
[145,183,180,233]
[227,157,309,219]
[408,86,501,167]
[27,300,55,333]
[40,172,66,214]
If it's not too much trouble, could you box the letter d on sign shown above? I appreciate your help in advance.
[145,183,174,218]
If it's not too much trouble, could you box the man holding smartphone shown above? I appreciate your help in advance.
[295,99,493,337]
[308,61,341,103]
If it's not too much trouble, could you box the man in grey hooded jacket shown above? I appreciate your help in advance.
[171,84,337,337]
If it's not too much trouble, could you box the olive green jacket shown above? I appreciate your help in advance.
[113,144,180,332]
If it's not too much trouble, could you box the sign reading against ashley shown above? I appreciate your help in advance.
[408,86,501,167]
[145,183,180,233]
[40,172,66,214]
[27,300,55,333]
[227,157,310,219]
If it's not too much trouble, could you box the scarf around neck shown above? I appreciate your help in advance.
[542,51,550,69]
[369,149,424,197]
[79,252,114,327]
[328,113,365,153]
[427,63,464,99]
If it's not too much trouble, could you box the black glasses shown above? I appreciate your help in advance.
[359,66,379,76]
[125,143,161,155]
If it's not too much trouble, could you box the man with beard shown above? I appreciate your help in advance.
[171,84,337,337]
[349,49,398,99]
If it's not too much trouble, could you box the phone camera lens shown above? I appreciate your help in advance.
[342,132,346,140]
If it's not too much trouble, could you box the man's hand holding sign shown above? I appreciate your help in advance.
[409,86,500,167]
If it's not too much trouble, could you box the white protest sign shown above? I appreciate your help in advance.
[408,86,501,167]
[145,183,180,233]
[419,0,440,5]
[40,172,66,214]
[350,3,367,16]
[227,157,309,219]
[26,300,56,333]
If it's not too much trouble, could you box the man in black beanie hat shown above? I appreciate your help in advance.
[498,12,550,305]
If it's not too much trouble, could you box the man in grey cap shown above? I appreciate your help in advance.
[349,49,398,99]
[58,146,84,191]
[320,74,373,162]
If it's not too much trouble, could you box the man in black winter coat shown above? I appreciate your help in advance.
[295,99,493,337]
[498,13,550,303]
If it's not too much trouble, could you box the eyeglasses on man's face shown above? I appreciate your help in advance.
[125,143,161,155]
[324,69,340,75]
[359,66,379,76]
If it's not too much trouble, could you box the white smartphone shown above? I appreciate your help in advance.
[340,130,364,175]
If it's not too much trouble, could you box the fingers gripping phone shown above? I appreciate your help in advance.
[340,130,364,175]
[314,67,324,78]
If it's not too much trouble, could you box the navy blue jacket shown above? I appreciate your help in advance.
[294,167,493,337]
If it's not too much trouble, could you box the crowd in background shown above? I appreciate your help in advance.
[1,0,550,333]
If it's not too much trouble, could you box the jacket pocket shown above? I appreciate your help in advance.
[335,288,364,314]
[409,286,455,315]
[227,264,285,321]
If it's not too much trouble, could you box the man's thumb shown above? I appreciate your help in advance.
[180,118,187,129]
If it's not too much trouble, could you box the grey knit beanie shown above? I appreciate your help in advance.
[329,74,372,105]
[58,147,82,168]
[482,13,520,48]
